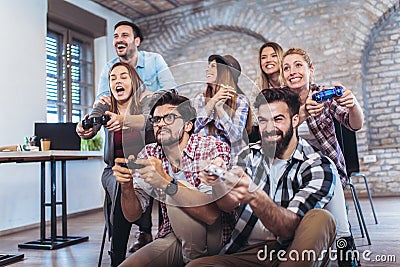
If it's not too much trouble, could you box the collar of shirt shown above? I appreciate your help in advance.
[250,138,311,166]
[137,50,145,69]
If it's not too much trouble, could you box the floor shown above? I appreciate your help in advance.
[0,197,399,267]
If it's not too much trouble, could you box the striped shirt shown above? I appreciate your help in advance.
[221,137,337,253]
[132,134,235,244]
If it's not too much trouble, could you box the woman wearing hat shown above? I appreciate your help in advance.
[192,54,252,156]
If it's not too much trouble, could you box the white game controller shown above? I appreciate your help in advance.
[203,164,226,181]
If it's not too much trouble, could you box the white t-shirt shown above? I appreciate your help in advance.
[247,158,288,245]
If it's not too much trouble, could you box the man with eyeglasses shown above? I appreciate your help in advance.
[112,90,234,266]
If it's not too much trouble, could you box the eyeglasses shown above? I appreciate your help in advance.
[149,113,183,125]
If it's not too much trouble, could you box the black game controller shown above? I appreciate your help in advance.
[82,114,111,130]
[120,159,145,169]
[312,86,343,103]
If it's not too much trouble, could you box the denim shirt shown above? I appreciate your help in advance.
[96,50,177,98]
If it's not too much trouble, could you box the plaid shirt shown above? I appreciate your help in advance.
[221,138,337,253]
[133,134,235,243]
[306,87,354,188]
[193,93,249,155]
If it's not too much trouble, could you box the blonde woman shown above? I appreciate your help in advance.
[282,48,363,267]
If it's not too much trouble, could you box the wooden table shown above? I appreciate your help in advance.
[0,151,102,264]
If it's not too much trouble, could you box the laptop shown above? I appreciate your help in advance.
[34,122,81,150]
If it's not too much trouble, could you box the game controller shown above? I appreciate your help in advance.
[120,159,145,169]
[82,114,111,130]
[203,164,226,181]
[312,86,343,103]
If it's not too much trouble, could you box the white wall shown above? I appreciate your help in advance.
[0,0,128,232]
[65,0,130,92]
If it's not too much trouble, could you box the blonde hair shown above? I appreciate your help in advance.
[282,48,314,88]
[282,48,313,68]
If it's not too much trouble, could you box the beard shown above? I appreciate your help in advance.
[261,122,294,158]
[155,127,185,147]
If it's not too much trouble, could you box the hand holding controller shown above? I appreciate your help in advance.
[312,86,343,103]
[120,159,145,169]
[82,114,111,130]
[203,164,226,181]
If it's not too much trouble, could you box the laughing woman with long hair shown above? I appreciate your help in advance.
[256,41,285,90]
[192,54,252,157]
[76,62,153,266]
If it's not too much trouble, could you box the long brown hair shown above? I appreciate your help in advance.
[108,62,145,115]
[205,59,253,135]
[257,42,284,90]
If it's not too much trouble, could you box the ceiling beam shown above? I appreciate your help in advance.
[166,0,180,7]
[116,0,146,17]
[143,0,162,12]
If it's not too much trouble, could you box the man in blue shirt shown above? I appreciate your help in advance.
[96,21,176,99]
[95,21,177,266]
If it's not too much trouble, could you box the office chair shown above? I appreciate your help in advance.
[334,119,378,246]
[98,224,107,267]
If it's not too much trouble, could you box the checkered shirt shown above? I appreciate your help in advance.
[133,134,235,243]
[193,93,250,156]
[306,86,354,188]
[220,138,337,254]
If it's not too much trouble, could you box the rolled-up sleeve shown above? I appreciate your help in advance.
[193,93,215,132]
[133,175,151,213]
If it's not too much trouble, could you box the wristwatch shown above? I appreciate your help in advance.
[164,178,178,196]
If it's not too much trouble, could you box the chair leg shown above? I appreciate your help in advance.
[351,173,378,224]
[348,182,365,238]
[348,222,361,266]
[98,224,107,267]
[362,175,378,224]
[349,182,371,245]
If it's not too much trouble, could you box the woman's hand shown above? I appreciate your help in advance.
[76,114,95,138]
[213,84,235,109]
[305,94,324,117]
[104,111,125,132]
[335,84,356,109]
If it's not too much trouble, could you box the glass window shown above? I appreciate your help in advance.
[46,23,94,123]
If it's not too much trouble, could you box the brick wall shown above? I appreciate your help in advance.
[135,0,400,196]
